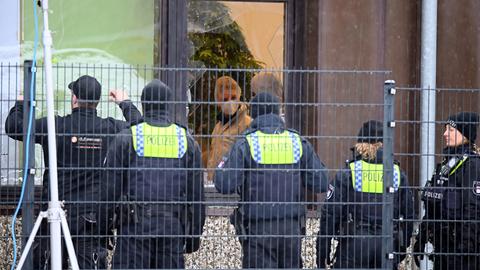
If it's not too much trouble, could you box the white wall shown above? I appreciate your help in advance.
[0,0,21,184]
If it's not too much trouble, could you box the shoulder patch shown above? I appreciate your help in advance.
[473,181,480,196]
[326,184,335,200]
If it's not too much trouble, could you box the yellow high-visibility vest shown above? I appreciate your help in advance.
[131,123,187,158]
[246,130,303,164]
[349,161,401,193]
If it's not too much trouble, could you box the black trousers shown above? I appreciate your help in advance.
[241,219,302,269]
[112,213,185,269]
[430,235,479,270]
[430,255,478,270]
[113,235,185,269]
[32,213,108,270]
[321,226,394,269]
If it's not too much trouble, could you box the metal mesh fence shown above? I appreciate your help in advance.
[394,86,480,270]
[0,64,479,270]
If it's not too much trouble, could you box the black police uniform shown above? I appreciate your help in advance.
[414,112,480,270]
[215,94,329,269]
[5,95,142,268]
[105,80,206,269]
[416,144,480,270]
[317,149,414,269]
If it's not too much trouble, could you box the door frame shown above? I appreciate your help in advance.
[153,0,317,129]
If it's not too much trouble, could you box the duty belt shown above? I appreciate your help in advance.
[136,203,184,216]
[356,222,382,230]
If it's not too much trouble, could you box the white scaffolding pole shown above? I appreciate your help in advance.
[16,1,79,269]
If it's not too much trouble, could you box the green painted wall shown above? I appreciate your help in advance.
[23,0,155,66]
[21,0,157,120]
[21,0,157,177]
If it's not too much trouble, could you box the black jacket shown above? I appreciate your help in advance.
[102,110,206,236]
[317,149,415,263]
[214,113,329,221]
[4,100,142,209]
[422,144,480,253]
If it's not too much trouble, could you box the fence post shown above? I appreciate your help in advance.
[21,60,36,270]
[154,0,188,126]
[382,80,396,270]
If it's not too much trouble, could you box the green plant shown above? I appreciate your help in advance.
[187,1,263,149]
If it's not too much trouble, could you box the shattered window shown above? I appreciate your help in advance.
[187,1,285,168]
[187,1,284,69]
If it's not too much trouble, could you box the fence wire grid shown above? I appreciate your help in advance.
[0,64,479,270]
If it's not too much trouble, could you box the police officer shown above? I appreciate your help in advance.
[414,112,480,270]
[317,120,414,269]
[4,75,142,269]
[105,79,205,269]
[215,92,329,269]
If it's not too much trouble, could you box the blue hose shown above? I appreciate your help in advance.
[10,0,39,269]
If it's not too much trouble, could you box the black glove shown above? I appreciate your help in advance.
[316,237,332,267]
[184,237,201,254]
[412,240,422,267]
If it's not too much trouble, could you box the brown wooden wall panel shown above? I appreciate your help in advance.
[288,0,480,185]
[437,0,480,89]
[315,0,388,171]
[385,0,421,184]
[435,0,480,160]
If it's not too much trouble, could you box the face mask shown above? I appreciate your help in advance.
[221,100,239,115]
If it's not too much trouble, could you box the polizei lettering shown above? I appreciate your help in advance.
[261,142,291,152]
[145,135,176,146]
[364,172,383,182]
[423,190,444,200]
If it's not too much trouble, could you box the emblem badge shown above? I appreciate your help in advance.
[326,184,335,200]
[473,181,480,196]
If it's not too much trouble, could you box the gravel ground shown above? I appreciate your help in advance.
[1,215,417,269]
[184,216,320,269]
[1,216,22,270]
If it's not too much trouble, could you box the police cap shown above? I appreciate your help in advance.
[68,75,102,102]
[447,111,479,143]
[357,120,383,143]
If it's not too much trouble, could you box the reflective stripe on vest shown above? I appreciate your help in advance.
[131,123,187,158]
[349,161,401,193]
[449,155,469,176]
[246,130,303,164]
